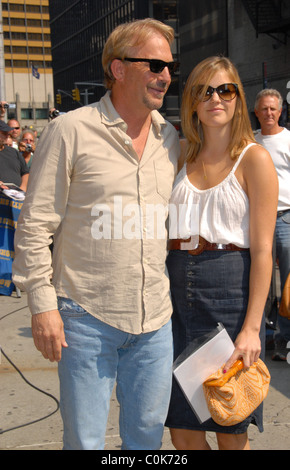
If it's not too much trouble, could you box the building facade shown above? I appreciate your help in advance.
[178,0,290,128]
[0,0,54,132]
[48,0,180,126]
[1,0,289,133]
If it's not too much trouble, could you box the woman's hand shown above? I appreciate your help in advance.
[223,328,261,372]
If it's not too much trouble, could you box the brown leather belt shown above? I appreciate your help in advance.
[168,236,249,256]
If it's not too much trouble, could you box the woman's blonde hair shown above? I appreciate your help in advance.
[181,56,255,162]
[102,18,175,90]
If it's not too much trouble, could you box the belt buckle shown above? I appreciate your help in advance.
[216,243,226,250]
[188,236,206,255]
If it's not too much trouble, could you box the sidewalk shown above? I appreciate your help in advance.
[0,291,289,451]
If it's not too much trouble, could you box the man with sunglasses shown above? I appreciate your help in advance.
[13,18,180,450]
[8,119,21,149]
[0,120,29,191]
[0,101,9,121]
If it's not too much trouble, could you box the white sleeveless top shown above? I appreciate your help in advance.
[168,143,256,248]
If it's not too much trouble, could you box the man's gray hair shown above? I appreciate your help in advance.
[255,88,283,110]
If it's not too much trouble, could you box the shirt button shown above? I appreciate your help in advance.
[124,139,130,146]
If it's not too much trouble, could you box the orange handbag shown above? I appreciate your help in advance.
[203,359,270,426]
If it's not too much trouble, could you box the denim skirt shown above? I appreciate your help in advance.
[166,249,265,434]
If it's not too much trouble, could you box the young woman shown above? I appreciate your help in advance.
[166,56,278,450]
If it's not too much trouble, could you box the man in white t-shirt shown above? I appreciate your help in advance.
[255,88,290,361]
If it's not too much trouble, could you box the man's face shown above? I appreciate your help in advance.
[8,120,21,140]
[21,132,35,153]
[120,33,173,112]
[22,133,34,145]
[255,95,282,134]
[0,102,8,119]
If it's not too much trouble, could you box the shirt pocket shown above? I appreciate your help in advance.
[154,157,175,202]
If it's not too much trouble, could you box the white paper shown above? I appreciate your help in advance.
[2,189,25,201]
[1,183,25,201]
[173,327,235,422]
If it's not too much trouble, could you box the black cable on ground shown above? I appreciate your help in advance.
[0,304,60,435]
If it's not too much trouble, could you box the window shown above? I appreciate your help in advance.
[35,108,48,119]
[2,3,25,12]
[21,108,33,120]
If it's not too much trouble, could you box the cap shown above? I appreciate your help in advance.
[0,120,14,132]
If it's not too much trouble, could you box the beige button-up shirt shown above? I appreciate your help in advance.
[13,92,180,334]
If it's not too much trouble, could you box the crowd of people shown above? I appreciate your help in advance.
[0,18,289,451]
[0,105,36,190]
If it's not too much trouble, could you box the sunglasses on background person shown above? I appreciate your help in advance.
[118,58,180,76]
[199,83,239,102]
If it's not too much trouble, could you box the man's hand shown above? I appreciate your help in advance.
[31,310,68,362]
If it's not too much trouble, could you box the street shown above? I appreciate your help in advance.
[0,291,290,451]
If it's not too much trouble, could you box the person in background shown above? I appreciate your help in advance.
[0,101,9,121]
[12,18,180,450]
[255,88,290,361]
[18,129,36,168]
[8,119,21,149]
[48,107,60,121]
[0,120,29,191]
[165,56,278,450]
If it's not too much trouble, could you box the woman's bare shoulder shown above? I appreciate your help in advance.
[241,142,278,189]
[244,142,272,163]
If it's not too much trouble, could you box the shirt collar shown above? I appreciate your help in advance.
[100,91,167,136]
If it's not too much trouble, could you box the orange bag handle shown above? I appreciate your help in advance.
[204,359,244,387]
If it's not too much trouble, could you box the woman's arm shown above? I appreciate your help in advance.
[224,144,278,370]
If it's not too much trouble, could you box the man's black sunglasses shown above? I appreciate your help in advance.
[120,58,179,75]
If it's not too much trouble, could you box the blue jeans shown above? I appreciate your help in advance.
[276,210,290,342]
[57,297,173,450]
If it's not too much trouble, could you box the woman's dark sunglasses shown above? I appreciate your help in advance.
[120,58,179,75]
[201,83,239,101]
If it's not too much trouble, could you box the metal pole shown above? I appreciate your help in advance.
[0,1,6,101]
